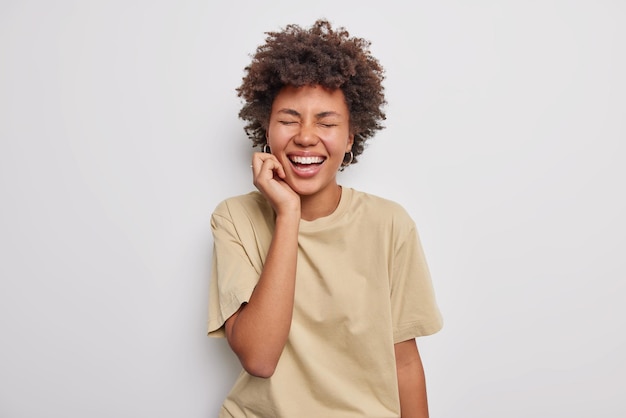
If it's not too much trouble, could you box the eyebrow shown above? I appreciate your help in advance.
[276,109,342,119]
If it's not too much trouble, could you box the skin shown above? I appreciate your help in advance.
[264,84,355,220]
[225,84,430,415]
[395,339,430,417]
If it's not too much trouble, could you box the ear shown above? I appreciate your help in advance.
[345,133,355,152]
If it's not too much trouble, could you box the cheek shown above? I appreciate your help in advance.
[335,132,353,151]
[267,125,285,145]
[321,138,351,157]
[267,134,293,160]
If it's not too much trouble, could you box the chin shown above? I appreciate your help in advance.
[290,185,319,197]
[288,180,334,198]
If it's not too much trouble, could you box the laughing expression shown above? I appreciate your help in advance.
[267,85,354,199]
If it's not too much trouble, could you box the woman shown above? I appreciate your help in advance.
[208,19,443,417]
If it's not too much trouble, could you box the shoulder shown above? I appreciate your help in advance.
[348,188,415,227]
[211,191,272,224]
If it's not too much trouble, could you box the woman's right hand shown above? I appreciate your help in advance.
[251,152,300,216]
[227,152,301,378]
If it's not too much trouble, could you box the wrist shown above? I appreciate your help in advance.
[274,207,301,226]
[274,199,301,218]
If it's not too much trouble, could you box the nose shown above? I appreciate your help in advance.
[293,122,318,147]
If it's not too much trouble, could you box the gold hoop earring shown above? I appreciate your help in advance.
[263,144,271,153]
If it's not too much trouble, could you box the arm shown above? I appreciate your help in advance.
[395,338,430,418]
[224,152,300,378]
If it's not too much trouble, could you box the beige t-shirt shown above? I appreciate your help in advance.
[208,187,443,418]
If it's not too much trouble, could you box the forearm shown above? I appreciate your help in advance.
[226,213,299,377]
[395,339,429,418]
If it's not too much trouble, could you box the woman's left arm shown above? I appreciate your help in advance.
[395,338,429,418]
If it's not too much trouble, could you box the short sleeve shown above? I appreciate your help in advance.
[390,224,443,343]
[207,201,262,338]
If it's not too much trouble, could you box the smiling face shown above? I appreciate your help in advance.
[267,85,354,204]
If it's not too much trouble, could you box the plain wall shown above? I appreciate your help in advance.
[1,1,624,417]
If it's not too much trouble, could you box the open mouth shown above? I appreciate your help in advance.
[289,155,326,169]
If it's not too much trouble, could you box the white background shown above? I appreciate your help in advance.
[1,1,624,417]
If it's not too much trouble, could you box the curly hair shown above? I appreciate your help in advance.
[236,19,386,164]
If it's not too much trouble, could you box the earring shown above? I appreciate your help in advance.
[262,144,271,153]
[342,151,354,167]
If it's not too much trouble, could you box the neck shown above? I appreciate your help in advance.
[300,184,342,221]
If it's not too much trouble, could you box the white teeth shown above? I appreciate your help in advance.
[291,156,324,164]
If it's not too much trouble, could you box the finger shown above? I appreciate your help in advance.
[251,155,281,186]
[254,153,281,174]
[260,157,283,180]
[252,151,276,168]
[251,152,269,176]
[274,161,286,179]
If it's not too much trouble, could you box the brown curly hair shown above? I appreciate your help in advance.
[236,19,386,164]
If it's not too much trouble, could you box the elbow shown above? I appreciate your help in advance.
[239,355,278,378]
[235,344,280,379]
[228,340,279,378]
[227,327,281,378]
